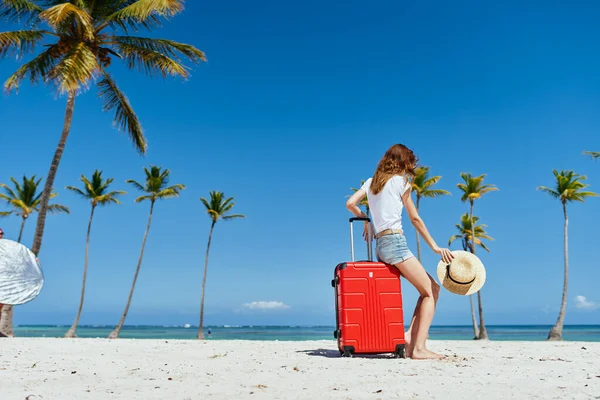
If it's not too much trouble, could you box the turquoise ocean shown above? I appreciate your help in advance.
[12,325,600,341]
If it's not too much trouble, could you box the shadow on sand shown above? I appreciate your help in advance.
[297,348,402,359]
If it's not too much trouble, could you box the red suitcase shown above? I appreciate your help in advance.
[331,217,406,358]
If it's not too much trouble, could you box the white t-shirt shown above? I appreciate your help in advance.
[361,175,411,234]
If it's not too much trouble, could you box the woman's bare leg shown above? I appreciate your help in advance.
[393,257,443,359]
[404,274,440,357]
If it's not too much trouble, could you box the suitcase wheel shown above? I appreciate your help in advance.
[341,346,354,358]
[394,344,406,359]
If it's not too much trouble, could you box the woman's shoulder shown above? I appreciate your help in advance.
[361,177,373,190]
[391,174,411,192]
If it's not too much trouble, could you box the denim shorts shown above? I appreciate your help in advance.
[376,233,415,265]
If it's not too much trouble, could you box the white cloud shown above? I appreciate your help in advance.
[574,295,599,311]
[241,301,290,310]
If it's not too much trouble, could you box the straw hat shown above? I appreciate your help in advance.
[436,250,486,296]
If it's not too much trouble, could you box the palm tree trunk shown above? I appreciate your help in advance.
[469,200,488,340]
[31,91,76,256]
[469,295,479,339]
[65,205,95,338]
[0,306,14,337]
[548,203,568,340]
[109,201,155,339]
[17,217,27,243]
[476,290,488,339]
[465,240,480,339]
[197,221,216,340]
[0,217,29,336]
[415,196,422,262]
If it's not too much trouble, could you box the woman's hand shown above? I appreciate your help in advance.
[362,222,373,242]
[434,246,454,264]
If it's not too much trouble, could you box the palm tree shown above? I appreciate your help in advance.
[457,173,498,340]
[449,213,493,339]
[197,191,244,340]
[64,171,125,338]
[1,1,205,257]
[109,166,184,339]
[584,151,600,159]
[537,170,597,340]
[412,167,450,261]
[0,175,69,337]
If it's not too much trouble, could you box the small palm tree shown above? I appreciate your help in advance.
[584,151,600,159]
[412,166,450,261]
[1,1,205,257]
[109,166,184,339]
[0,175,69,337]
[64,171,125,338]
[457,173,498,340]
[0,176,70,242]
[197,191,244,340]
[449,213,493,339]
[537,170,597,340]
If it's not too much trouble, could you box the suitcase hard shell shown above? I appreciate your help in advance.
[331,217,406,358]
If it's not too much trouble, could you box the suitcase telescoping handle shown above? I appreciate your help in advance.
[349,217,373,262]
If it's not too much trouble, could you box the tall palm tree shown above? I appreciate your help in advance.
[1,1,205,257]
[457,173,498,340]
[64,170,125,338]
[584,151,600,159]
[109,166,184,339]
[197,191,244,340]
[0,175,69,337]
[537,170,597,340]
[449,213,493,339]
[412,166,450,261]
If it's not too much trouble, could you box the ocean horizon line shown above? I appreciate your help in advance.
[13,323,600,328]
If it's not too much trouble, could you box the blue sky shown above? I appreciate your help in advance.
[1,0,599,327]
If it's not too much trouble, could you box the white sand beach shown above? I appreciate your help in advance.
[1,338,599,399]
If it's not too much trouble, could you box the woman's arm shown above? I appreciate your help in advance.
[346,188,371,241]
[346,188,368,218]
[401,189,454,263]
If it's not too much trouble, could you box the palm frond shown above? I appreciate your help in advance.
[448,234,462,246]
[47,42,99,93]
[112,36,206,64]
[115,42,190,78]
[0,211,14,217]
[134,194,151,203]
[537,186,560,199]
[422,189,451,198]
[584,151,600,159]
[156,184,185,199]
[105,0,184,28]
[222,214,245,220]
[0,183,17,199]
[127,179,146,192]
[48,204,70,214]
[4,45,61,93]
[200,197,210,211]
[0,0,42,21]
[98,70,147,153]
[39,3,94,40]
[0,30,48,59]
[66,185,89,199]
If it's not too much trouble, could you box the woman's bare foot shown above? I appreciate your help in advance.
[410,348,445,360]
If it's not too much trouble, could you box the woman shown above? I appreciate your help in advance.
[346,143,453,360]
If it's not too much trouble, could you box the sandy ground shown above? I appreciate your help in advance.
[1,338,599,399]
